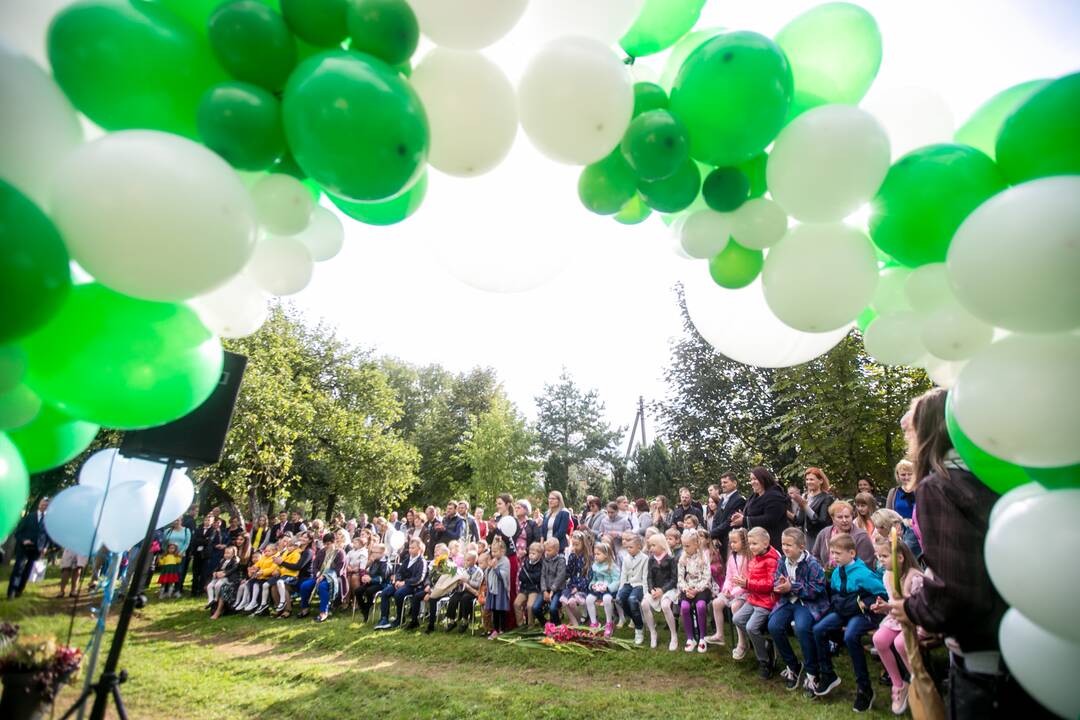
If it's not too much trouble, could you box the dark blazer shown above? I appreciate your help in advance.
[16,510,49,551]
[793,492,835,545]
[192,525,215,559]
[710,492,746,558]
[218,557,243,584]
[522,518,542,548]
[459,516,481,544]
[743,485,790,551]
[435,515,463,544]
[366,558,390,587]
[540,509,571,552]
[671,502,704,529]
[267,521,289,545]
[397,554,426,590]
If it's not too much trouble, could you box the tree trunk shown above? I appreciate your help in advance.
[247,483,263,523]
[325,494,337,522]
[200,477,243,525]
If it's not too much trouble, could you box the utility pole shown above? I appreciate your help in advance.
[624,396,647,460]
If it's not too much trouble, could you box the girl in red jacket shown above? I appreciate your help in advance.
[731,527,781,679]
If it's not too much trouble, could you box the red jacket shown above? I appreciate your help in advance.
[745,546,781,610]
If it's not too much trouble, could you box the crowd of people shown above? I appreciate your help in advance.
[4,387,1040,717]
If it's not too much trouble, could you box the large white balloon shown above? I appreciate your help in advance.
[952,333,1080,467]
[862,85,954,160]
[408,0,528,50]
[863,312,926,366]
[79,448,196,530]
[679,210,731,259]
[525,0,645,44]
[988,481,1046,529]
[410,49,518,177]
[999,608,1080,719]
[44,485,105,557]
[518,37,633,165]
[871,265,912,315]
[766,105,890,223]
[190,272,269,339]
[731,198,788,250]
[904,262,952,313]
[251,174,314,237]
[0,44,83,206]
[683,272,850,368]
[97,480,158,552]
[246,235,314,296]
[296,206,344,263]
[762,223,879,332]
[987,491,1080,643]
[920,300,993,361]
[50,131,257,302]
[921,354,966,389]
[948,176,1080,334]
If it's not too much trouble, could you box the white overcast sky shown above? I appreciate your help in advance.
[3,0,1078,441]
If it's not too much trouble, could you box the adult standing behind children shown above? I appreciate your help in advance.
[710,473,745,561]
[541,491,571,553]
[731,467,788,552]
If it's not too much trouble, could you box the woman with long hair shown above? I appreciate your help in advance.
[730,467,788,551]
[542,490,572,553]
[791,467,835,546]
[489,493,521,630]
[651,495,673,532]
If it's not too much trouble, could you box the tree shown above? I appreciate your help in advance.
[456,391,541,510]
[624,439,678,500]
[534,369,621,508]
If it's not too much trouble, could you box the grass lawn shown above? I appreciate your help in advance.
[1,569,897,719]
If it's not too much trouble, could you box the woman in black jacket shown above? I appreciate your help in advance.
[790,466,835,546]
[731,466,789,551]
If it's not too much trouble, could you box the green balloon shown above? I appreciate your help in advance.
[670,31,793,166]
[197,82,286,170]
[632,82,669,117]
[620,0,707,58]
[638,158,701,213]
[738,152,768,199]
[954,80,1047,161]
[659,27,723,90]
[702,167,749,212]
[48,0,226,138]
[995,72,1080,184]
[281,0,348,46]
[329,172,427,226]
[578,150,638,216]
[945,393,1029,495]
[153,0,281,35]
[0,181,71,345]
[7,404,99,474]
[869,144,1007,268]
[208,0,297,92]
[614,194,652,225]
[620,110,690,181]
[283,50,429,202]
[775,2,881,118]
[347,0,419,67]
[0,432,30,540]
[855,305,878,333]
[708,241,763,289]
[1023,464,1080,491]
[21,284,224,430]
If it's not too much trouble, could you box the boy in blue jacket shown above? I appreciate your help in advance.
[811,533,886,712]
[767,528,829,693]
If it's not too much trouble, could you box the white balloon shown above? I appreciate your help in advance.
[952,333,1080,467]
[411,49,518,177]
[871,265,912,314]
[762,223,879,332]
[247,235,314,296]
[190,272,269,339]
[922,354,966,389]
[863,312,927,366]
[920,301,993,361]
[999,608,1080,719]
[98,480,158,552]
[408,0,528,50]
[518,37,634,165]
[50,130,257,302]
[948,176,1080,334]
[862,85,954,160]
[904,262,952,313]
[0,384,41,430]
[251,174,314,236]
[43,485,105,557]
[683,272,850,368]
[296,206,344,262]
[525,0,645,43]
[988,482,1046,529]
[78,448,195,529]
[766,105,890,222]
[0,44,83,206]
[731,198,788,250]
[679,210,731,259]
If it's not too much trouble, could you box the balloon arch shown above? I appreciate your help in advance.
[0,2,1078,713]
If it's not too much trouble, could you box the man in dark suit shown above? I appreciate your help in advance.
[267,510,290,545]
[710,473,746,561]
[7,497,50,599]
[456,501,481,545]
[671,487,705,529]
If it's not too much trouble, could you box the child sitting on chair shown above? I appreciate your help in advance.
[446,550,484,633]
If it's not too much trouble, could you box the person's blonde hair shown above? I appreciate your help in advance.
[782,527,807,547]
[624,533,642,549]
[828,533,856,552]
[895,459,915,481]
[547,490,566,511]
[828,499,854,518]
[527,541,543,557]
[871,508,904,536]
[643,526,660,539]
[594,541,613,564]
[747,527,770,546]
[648,533,670,555]
[680,529,699,549]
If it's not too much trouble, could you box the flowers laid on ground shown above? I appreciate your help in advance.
[496,623,638,654]
[0,625,83,702]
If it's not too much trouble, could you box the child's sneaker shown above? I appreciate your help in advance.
[891,684,909,715]
[589,622,600,631]
[634,629,644,645]
[603,621,613,637]
[803,673,817,699]
[813,672,841,697]
[697,640,707,653]
[853,685,874,713]
[684,639,696,652]
[487,631,500,641]
[780,663,802,690]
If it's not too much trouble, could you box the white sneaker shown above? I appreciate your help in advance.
[697,640,707,653]
[634,629,644,645]
[732,645,747,660]
[668,637,678,652]
[684,639,696,653]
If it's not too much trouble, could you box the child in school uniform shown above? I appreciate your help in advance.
[485,539,512,639]
[423,543,458,633]
[714,528,751,656]
[811,533,887,712]
[665,527,683,562]
[446,550,484,633]
[558,531,591,625]
[643,533,679,650]
[870,535,924,714]
[238,543,278,613]
[535,538,567,624]
[515,542,543,627]
[156,543,183,599]
[616,533,648,644]
[677,529,712,653]
[732,527,782,678]
[586,542,621,636]
[767,528,828,693]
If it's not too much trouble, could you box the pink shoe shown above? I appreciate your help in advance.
[603,622,613,637]
[589,622,600,631]
[487,631,500,640]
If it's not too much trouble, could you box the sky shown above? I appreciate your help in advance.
[2,0,1079,443]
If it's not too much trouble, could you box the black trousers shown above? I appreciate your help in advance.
[446,589,475,624]
[6,544,40,598]
[357,584,381,618]
[948,656,1055,719]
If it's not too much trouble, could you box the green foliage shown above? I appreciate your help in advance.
[534,369,622,508]
[456,393,542,510]
[624,439,678,500]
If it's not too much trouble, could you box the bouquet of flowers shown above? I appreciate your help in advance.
[0,627,83,702]
[496,623,638,654]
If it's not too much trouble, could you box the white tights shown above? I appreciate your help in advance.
[586,593,615,625]
[641,592,678,641]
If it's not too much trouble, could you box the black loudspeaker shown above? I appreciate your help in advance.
[120,351,247,466]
